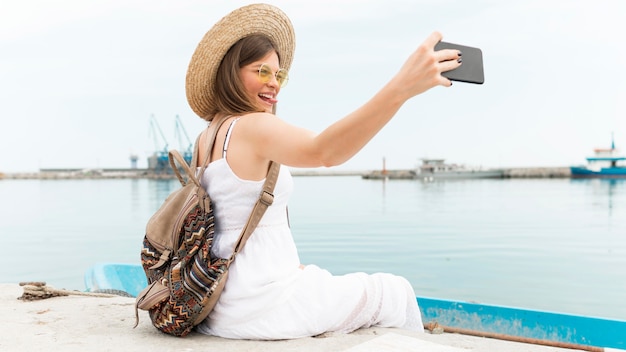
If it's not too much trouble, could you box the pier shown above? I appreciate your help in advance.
[0,167,572,180]
[503,167,571,178]
[363,167,571,180]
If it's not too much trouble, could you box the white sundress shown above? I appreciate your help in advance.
[195,119,424,340]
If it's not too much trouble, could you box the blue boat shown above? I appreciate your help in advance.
[85,262,626,350]
[84,262,147,298]
[571,134,626,178]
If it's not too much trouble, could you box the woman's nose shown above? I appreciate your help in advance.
[266,74,279,88]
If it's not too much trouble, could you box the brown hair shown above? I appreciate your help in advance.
[208,35,280,120]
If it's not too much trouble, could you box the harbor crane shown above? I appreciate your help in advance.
[148,114,170,171]
[174,115,193,165]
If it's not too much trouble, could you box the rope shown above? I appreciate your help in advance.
[424,321,605,352]
[18,282,119,301]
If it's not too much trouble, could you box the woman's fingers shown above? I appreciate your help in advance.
[434,48,462,64]
[440,56,461,73]
[430,35,462,87]
[393,31,464,96]
[438,50,462,87]
[423,33,463,88]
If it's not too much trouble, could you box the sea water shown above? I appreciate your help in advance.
[1,176,624,320]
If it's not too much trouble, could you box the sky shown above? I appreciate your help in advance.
[1,0,625,173]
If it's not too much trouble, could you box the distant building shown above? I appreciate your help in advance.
[130,154,139,169]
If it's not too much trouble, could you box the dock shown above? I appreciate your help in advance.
[503,167,571,178]
[363,167,571,180]
[0,167,572,180]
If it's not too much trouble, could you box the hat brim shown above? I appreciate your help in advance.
[186,3,296,119]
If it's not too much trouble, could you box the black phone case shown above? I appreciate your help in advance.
[435,41,484,84]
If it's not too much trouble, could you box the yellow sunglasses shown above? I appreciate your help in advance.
[257,63,289,88]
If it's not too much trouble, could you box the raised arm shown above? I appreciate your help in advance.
[232,32,462,171]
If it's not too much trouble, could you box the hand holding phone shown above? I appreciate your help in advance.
[435,41,484,84]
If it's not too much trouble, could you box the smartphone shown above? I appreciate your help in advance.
[434,41,484,84]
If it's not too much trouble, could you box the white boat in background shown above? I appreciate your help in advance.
[362,158,504,180]
[415,158,504,181]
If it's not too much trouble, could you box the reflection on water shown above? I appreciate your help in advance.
[570,178,626,216]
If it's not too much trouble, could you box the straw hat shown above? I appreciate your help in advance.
[186,3,296,119]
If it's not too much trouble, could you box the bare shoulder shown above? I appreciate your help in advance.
[235,112,285,138]
[237,112,279,126]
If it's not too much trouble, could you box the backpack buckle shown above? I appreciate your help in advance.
[260,191,274,206]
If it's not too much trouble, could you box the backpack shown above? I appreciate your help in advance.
[134,116,280,337]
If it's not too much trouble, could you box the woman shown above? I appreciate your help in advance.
[187,4,462,339]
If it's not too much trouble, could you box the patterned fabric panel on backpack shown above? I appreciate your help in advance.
[140,200,228,336]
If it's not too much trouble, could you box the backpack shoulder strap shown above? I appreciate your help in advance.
[170,116,229,187]
[196,116,230,180]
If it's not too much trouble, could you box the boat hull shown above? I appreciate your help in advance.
[570,166,626,178]
[418,296,626,349]
[84,262,146,297]
[415,170,505,180]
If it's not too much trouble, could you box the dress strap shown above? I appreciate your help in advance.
[222,118,241,159]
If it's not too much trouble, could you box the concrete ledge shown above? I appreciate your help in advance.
[1,283,581,352]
